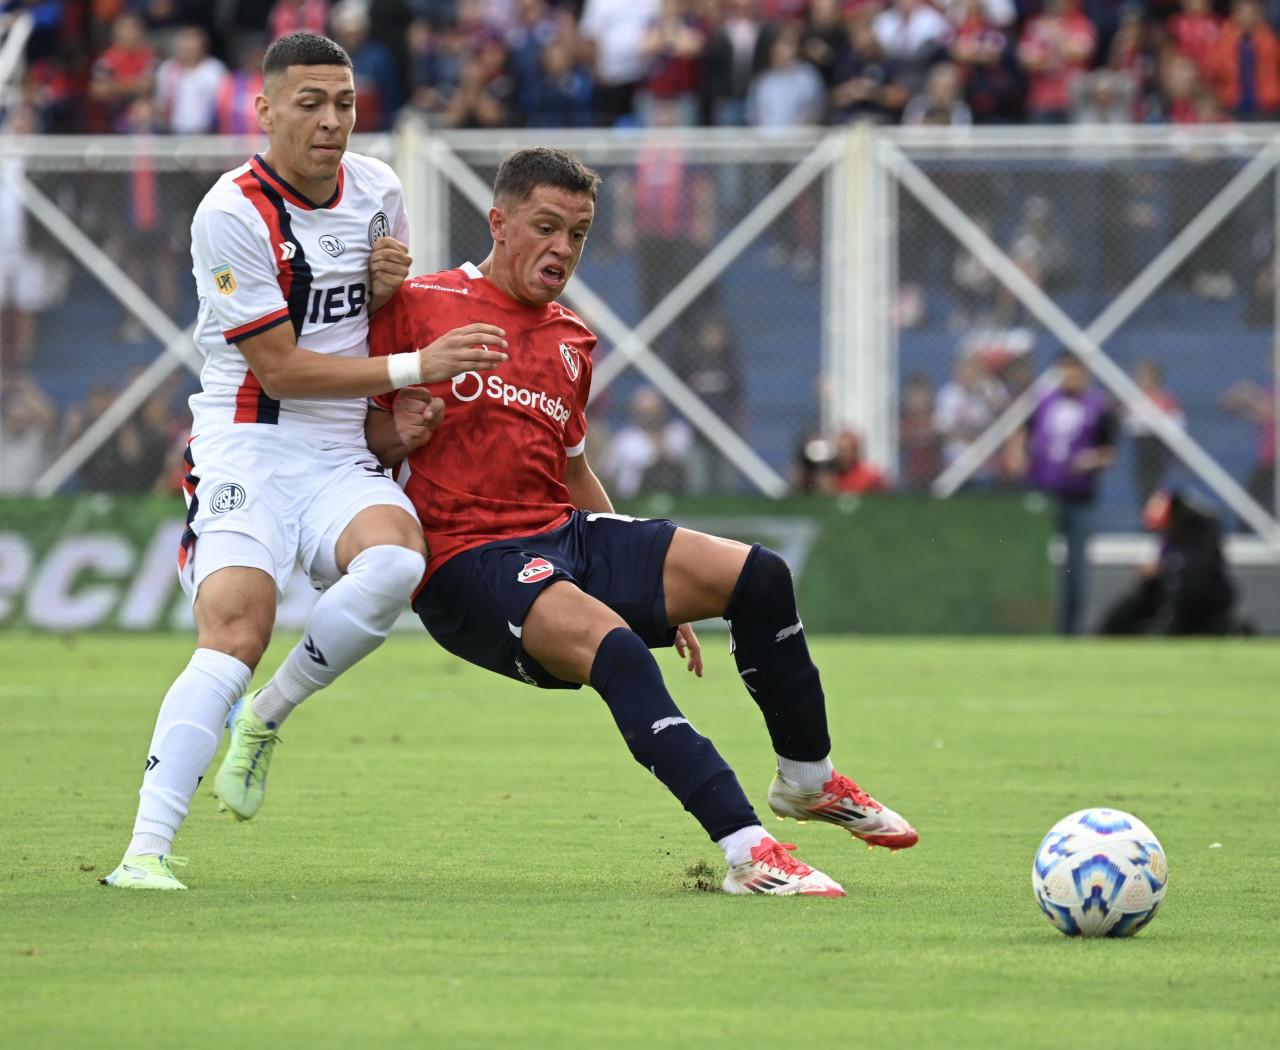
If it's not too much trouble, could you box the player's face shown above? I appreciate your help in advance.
[257,64,356,197]
[494,187,595,306]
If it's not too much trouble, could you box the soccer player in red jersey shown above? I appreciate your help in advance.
[367,148,919,896]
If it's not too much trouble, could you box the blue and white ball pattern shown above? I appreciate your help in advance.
[1032,808,1168,938]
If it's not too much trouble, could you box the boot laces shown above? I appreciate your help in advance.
[750,840,814,877]
[824,773,882,813]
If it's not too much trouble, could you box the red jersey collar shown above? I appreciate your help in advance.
[249,154,345,210]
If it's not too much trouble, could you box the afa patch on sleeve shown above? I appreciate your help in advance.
[212,264,237,295]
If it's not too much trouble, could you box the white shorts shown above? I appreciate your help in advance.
[178,426,418,601]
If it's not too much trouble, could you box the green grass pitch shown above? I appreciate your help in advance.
[2,634,1278,1049]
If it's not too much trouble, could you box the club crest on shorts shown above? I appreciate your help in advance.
[209,483,246,514]
[211,264,237,295]
[559,343,580,381]
[516,557,554,584]
[368,211,390,245]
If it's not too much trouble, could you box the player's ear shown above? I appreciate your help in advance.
[255,92,272,133]
[489,205,506,244]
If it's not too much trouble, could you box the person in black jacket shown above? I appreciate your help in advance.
[1100,489,1239,636]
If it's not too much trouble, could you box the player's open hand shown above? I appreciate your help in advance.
[674,623,703,677]
[392,386,446,451]
[417,323,509,382]
[369,237,412,314]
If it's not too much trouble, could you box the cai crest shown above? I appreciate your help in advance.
[368,211,391,245]
[559,343,580,381]
[516,557,554,584]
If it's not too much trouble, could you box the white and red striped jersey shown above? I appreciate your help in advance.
[189,151,408,445]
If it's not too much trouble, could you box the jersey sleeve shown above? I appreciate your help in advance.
[192,203,291,343]
[564,339,595,457]
[390,182,409,245]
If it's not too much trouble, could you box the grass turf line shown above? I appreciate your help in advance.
[1,634,1277,1050]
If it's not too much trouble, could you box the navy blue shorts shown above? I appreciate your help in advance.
[414,511,679,690]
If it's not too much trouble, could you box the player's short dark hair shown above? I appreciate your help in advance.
[493,148,601,206]
[263,33,353,81]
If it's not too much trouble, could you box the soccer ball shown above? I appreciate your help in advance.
[1032,808,1168,938]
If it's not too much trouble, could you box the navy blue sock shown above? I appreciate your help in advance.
[723,544,831,762]
[589,627,759,841]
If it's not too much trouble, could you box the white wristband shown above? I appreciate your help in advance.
[386,352,423,389]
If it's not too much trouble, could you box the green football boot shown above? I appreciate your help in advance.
[214,690,281,821]
[100,854,188,890]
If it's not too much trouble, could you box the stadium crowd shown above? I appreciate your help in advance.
[9,0,1280,135]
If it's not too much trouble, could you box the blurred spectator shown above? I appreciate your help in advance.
[601,386,693,497]
[406,18,463,124]
[1009,351,1118,635]
[155,26,226,134]
[830,14,910,125]
[1009,195,1072,295]
[1016,0,1097,124]
[948,0,1019,123]
[1166,0,1221,86]
[671,315,744,492]
[1106,5,1158,121]
[70,379,177,493]
[0,374,58,494]
[523,37,595,126]
[1161,53,1205,123]
[872,0,952,94]
[215,36,268,134]
[830,428,889,494]
[269,0,329,40]
[447,35,514,127]
[746,31,825,136]
[1100,489,1239,635]
[899,371,944,488]
[638,0,706,126]
[950,214,1000,327]
[1071,67,1135,123]
[114,95,177,343]
[506,0,559,117]
[800,0,849,90]
[0,103,69,371]
[330,0,403,130]
[1206,0,1280,121]
[933,353,1008,477]
[903,60,973,124]
[1124,358,1184,505]
[579,0,663,125]
[89,12,157,132]
[702,0,767,127]
[630,99,718,346]
[750,29,823,274]
[1219,370,1276,512]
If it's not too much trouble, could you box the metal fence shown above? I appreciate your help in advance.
[2,123,1279,552]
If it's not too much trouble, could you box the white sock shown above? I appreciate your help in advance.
[251,544,425,727]
[717,825,773,867]
[128,648,252,856]
[777,755,835,793]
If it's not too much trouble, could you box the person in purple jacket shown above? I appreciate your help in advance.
[1011,351,1118,634]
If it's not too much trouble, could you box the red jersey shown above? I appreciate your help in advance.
[370,263,596,577]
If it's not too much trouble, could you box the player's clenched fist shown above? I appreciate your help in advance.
[369,237,412,313]
[417,322,509,382]
[391,386,447,451]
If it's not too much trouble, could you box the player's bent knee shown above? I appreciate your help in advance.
[347,544,426,603]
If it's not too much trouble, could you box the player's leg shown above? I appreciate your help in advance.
[521,579,843,896]
[215,503,425,820]
[103,552,275,889]
[662,528,918,850]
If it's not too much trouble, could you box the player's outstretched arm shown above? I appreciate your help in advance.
[366,387,445,468]
[239,323,508,401]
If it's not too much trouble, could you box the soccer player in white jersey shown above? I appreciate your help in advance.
[101,32,507,890]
